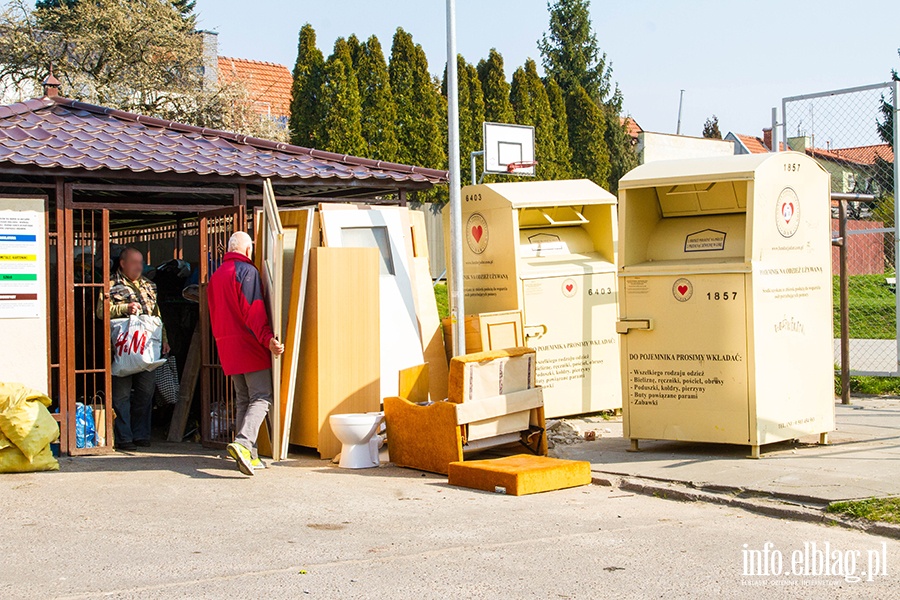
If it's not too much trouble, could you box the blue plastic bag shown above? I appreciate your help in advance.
[75,402,96,449]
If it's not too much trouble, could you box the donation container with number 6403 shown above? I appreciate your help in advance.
[449,179,621,418]
[616,152,834,457]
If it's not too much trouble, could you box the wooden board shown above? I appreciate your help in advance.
[441,310,524,361]
[319,205,423,399]
[274,208,315,460]
[408,209,449,401]
[259,180,283,460]
[290,247,381,459]
[167,324,202,442]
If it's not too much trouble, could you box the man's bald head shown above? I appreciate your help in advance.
[228,231,253,257]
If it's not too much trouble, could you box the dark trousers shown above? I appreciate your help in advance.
[112,370,155,445]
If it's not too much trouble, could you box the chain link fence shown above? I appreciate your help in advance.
[783,82,899,375]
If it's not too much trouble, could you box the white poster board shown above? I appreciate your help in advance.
[0,197,48,392]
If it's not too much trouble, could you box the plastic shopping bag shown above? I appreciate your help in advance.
[75,402,96,449]
[155,355,180,405]
[0,382,59,462]
[110,315,167,377]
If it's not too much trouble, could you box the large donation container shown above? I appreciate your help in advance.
[616,152,834,457]
[450,179,621,417]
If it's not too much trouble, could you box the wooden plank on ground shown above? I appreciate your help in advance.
[167,324,202,442]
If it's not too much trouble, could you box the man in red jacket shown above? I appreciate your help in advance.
[207,231,284,476]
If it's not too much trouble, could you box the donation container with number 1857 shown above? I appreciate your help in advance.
[616,152,834,457]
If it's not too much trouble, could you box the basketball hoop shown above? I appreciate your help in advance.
[506,160,538,174]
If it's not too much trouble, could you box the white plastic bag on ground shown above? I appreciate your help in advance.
[110,315,166,377]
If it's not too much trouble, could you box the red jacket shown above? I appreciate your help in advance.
[207,252,274,376]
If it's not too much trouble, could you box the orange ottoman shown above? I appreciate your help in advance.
[448,454,592,496]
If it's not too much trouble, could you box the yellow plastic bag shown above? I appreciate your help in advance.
[0,382,59,462]
[0,445,59,473]
[0,429,11,450]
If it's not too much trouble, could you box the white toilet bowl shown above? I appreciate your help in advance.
[329,412,385,469]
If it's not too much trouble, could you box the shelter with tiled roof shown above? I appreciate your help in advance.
[0,95,446,199]
[0,88,447,457]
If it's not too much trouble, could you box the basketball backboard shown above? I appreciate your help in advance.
[483,122,535,176]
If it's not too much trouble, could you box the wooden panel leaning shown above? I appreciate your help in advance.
[289,247,381,460]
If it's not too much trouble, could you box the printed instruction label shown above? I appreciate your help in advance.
[0,210,41,318]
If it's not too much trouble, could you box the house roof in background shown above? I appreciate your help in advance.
[621,117,642,138]
[217,56,292,119]
[732,133,770,154]
[808,143,893,166]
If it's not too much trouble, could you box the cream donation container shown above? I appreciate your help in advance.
[616,152,834,457]
[449,179,621,417]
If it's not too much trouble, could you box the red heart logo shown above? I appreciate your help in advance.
[783,202,794,222]
[472,225,483,243]
[565,284,573,292]
[677,285,688,295]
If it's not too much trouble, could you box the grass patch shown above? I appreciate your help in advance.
[834,373,900,397]
[847,376,900,396]
[826,497,900,524]
[434,283,449,320]
[833,274,896,339]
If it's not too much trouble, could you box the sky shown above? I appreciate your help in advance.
[7,1,897,140]
[193,0,899,141]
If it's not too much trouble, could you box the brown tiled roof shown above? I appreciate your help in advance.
[0,96,448,185]
[734,133,770,154]
[807,143,893,166]
[620,117,642,138]
[218,56,292,120]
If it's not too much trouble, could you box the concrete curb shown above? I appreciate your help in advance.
[591,474,900,541]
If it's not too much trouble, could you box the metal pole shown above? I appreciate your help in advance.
[832,192,875,402]
[781,97,788,152]
[446,0,466,357]
[470,150,483,186]
[771,107,778,152]
[839,199,850,404]
[893,81,900,375]
[676,89,684,135]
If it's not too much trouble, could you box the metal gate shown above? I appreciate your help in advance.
[199,206,246,447]
[783,81,900,376]
[62,205,115,455]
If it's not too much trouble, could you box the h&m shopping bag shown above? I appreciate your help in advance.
[110,315,167,377]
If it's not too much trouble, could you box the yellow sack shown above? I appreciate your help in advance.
[0,382,59,462]
[0,429,11,450]
[0,445,59,473]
